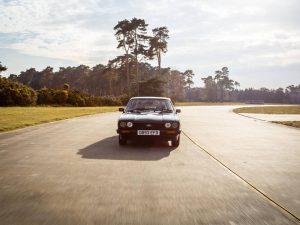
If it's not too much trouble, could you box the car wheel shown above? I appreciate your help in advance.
[119,135,127,145]
[171,134,180,147]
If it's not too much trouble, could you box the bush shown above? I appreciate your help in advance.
[37,88,54,105]
[98,96,122,106]
[53,90,68,104]
[0,77,37,106]
[67,90,86,106]
[118,94,130,105]
[1,78,125,107]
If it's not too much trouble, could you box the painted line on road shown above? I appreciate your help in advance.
[232,111,267,122]
[182,130,300,223]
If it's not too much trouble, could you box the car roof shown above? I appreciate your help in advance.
[130,96,171,100]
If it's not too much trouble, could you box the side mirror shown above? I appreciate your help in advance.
[119,108,125,112]
[176,109,181,113]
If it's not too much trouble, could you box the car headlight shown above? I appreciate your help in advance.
[165,122,171,128]
[127,122,133,127]
[172,122,179,128]
[120,121,126,128]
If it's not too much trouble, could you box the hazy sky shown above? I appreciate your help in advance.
[0,0,299,88]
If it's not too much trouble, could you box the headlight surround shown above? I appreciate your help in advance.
[172,122,179,129]
[127,121,133,127]
[165,122,171,128]
[119,121,126,128]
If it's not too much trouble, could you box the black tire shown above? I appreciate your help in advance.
[119,135,127,145]
[171,135,180,147]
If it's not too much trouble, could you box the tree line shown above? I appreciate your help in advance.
[1,61,299,105]
[199,67,300,103]
[0,76,128,106]
[7,63,193,101]
[1,17,299,105]
[3,18,196,102]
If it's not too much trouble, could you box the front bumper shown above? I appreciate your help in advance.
[117,129,181,139]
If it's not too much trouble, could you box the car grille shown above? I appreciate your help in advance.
[133,123,165,129]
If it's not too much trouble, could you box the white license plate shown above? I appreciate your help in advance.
[137,130,160,136]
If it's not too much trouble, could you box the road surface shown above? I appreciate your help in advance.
[0,106,299,225]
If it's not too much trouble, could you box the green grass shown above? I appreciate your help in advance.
[272,121,300,128]
[0,106,119,132]
[233,106,300,114]
[175,102,244,106]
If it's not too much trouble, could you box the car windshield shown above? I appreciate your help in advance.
[126,99,174,112]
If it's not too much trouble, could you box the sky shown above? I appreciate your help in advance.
[0,0,300,89]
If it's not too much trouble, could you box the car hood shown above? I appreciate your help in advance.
[119,112,179,123]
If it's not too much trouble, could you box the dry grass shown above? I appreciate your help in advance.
[0,106,119,132]
[175,102,244,106]
[272,121,300,128]
[233,106,300,114]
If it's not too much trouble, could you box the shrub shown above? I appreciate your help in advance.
[0,77,37,106]
[53,90,68,105]
[67,90,86,106]
[37,88,54,105]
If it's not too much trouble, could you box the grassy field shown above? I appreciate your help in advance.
[272,121,300,128]
[175,102,244,106]
[0,106,119,132]
[233,106,300,114]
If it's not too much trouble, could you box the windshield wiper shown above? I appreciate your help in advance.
[156,109,173,113]
[127,108,146,113]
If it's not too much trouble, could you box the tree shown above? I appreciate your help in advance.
[0,62,7,75]
[169,70,186,101]
[201,76,216,101]
[183,70,194,89]
[234,81,240,90]
[18,68,39,87]
[108,55,134,94]
[139,77,166,96]
[103,66,118,96]
[130,18,149,96]
[149,27,169,75]
[114,19,134,93]
[212,67,236,101]
[214,70,222,101]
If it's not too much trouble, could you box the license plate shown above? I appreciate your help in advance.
[137,130,160,136]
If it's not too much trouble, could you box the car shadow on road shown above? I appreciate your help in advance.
[77,136,177,161]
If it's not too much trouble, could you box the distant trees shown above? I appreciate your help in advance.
[114,18,150,95]
[3,18,194,101]
[149,27,169,75]
[201,67,238,102]
[8,61,194,101]
[237,86,300,103]
[114,18,171,95]
[184,70,194,89]
[286,85,300,103]
[199,66,300,103]
[3,17,298,105]
[139,77,166,96]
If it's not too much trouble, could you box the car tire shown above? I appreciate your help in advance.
[171,134,180,147]
[119,135,127,145]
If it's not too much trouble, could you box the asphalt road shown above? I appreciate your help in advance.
[0,106,299,225]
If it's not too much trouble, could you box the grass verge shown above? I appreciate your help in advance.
[0,106,119,132]
[272,121,300,128]
[176,102,244,106]
[233,106,300,114]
